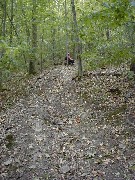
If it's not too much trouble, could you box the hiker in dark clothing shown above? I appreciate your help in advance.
[65,53,74,65]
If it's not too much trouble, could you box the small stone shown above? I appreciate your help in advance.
[1,173,7,177]
[15,158,21,164]
[29,144,33,149]
[82,135,87,140]
[45,153,50,158]
[3,159,12,166]
[60,165,70,174]
[128,160,135,166]
[68,120,72,124]
[87,151,96,158]
[81,173,88,177]
[29,165,36,169]
[115,172,120,176]
[119,143,126,149]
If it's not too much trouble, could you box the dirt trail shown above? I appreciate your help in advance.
[0,65,135,180]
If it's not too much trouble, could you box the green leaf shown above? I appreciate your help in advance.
[129,165,135,171]
[102,2,110,8]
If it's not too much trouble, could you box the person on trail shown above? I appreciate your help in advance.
[65,53,74,65]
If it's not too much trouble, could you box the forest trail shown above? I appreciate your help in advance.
[0,65,135,180]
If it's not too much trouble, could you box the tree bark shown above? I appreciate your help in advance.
[0,0,7,91]
[106,28,111,40]
[21,6,30,44]
[2,0,6,37]
[40,31,44,73]
[10,0,14,45]
[52,28,56,63]
[0,70,2,91]
[29,0,37,75]
[65,0,69,64]
[71,0,83,78]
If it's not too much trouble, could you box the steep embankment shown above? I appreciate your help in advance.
[0,65,135,180]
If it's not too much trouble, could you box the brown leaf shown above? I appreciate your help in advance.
[75,116,80,123]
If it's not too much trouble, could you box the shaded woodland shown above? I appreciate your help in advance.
[0,0,135,83]
[0,0,135,180]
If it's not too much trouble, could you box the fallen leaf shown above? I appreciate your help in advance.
[75,116,80,123]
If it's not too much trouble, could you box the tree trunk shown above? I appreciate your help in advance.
[1,0,7,90]
[0,70,2,91]
[40,31,44,72]
[2,0,7,37]
[21,6,30,45]
[71,0,83,78]
[106,28,111,40]
[65,0,69,64]
[52,28,56,63]
[10,0,14,45]
[29,0,37,75]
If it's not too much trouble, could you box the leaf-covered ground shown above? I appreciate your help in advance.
[0,65,135,180]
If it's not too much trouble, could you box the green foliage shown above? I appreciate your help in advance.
[1,0,135,76]
[79,0,135,70]
[127,71,134,80]
[0,43,27,72]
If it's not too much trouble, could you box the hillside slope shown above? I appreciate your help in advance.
[0,65,135,180]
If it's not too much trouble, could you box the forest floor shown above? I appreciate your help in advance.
[0,64,135,180]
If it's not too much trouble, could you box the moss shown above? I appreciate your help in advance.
[5,134,15,149]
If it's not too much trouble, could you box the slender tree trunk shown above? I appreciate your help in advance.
[71,0,83,78]
[106,28,111,40]
[40,31,44,72]
[0,0,7,91]
[32,1,37,50]
[29,0,37,75]
[57,0,62,63]
[0,70,2,91]
[51,4,57,64]
[10,0,14,45]
[21,7,30,45]
[52,28,56,63]
[71,22,76,60]
[65,0,69,64]
[21,6,30,66]
[2,0,6,37]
